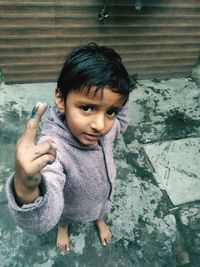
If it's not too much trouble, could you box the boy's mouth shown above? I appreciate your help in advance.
[83,133,100,141]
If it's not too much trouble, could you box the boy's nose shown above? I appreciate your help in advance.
[90,115,105,132]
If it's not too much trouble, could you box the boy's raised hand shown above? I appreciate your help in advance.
[14,103,57,204]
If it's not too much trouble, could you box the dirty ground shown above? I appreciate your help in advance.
[0,77,200,267]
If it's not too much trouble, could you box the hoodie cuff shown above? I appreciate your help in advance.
[6,173,47,211]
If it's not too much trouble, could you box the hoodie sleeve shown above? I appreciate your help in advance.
[102,100,129,144]
[6,156,66,235]
[116,100,129,135]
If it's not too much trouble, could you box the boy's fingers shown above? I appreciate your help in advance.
[33,154,56,173]
[21,103,47,144]
[32,140,57,160]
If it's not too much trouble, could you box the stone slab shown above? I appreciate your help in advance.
[0,82,55,121]
[0,82,178,266]
[144,138,200,205]
[129,78,200,143]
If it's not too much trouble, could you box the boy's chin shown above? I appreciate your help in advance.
[80,139,98,146]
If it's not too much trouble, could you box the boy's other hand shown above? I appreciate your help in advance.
[14,102,57,204]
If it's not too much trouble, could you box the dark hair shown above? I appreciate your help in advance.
[57,43,131,103]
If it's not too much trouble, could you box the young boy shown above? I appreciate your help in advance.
[6,43,131,251]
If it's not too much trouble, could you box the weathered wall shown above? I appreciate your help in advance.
[0,0,200,83]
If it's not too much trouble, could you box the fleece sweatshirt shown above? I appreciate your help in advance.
[6,102,128,234]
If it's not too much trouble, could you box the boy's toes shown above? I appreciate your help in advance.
[57,242,63,251]
[101,234,112,246]
[105,233,112,244]
[99,235,108,246]
[101,239,107,246]
[57,242,70,251]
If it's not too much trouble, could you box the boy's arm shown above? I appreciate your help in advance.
[6,157,66,234]
[115,100,129,136]
[6,103,64,234]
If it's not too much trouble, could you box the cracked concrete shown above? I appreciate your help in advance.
[0,76,200,267]
[143,138,200,205]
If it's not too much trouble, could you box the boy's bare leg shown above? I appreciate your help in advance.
[96,218,112,246]
[56,224,70,251]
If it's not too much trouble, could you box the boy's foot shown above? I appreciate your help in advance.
[96,218,112,246]
[56,225,70,251]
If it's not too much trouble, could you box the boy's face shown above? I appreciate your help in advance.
[55,87,125,145]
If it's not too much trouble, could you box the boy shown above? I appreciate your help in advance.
[6,43,131,251]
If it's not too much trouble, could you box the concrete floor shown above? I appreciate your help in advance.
[0,77,200,267]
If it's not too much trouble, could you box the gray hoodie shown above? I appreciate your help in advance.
[6,103,128,234]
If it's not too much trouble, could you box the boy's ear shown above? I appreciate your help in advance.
[55,88,65,113]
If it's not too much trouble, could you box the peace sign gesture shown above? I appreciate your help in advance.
[14,103,57,205]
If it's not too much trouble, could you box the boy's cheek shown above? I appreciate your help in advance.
[103,120,116,135]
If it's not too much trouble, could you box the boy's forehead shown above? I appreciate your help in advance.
[74,86,125,106]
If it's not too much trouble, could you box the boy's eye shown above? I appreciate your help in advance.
[81,105,93,112]
[107,109,118,117]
